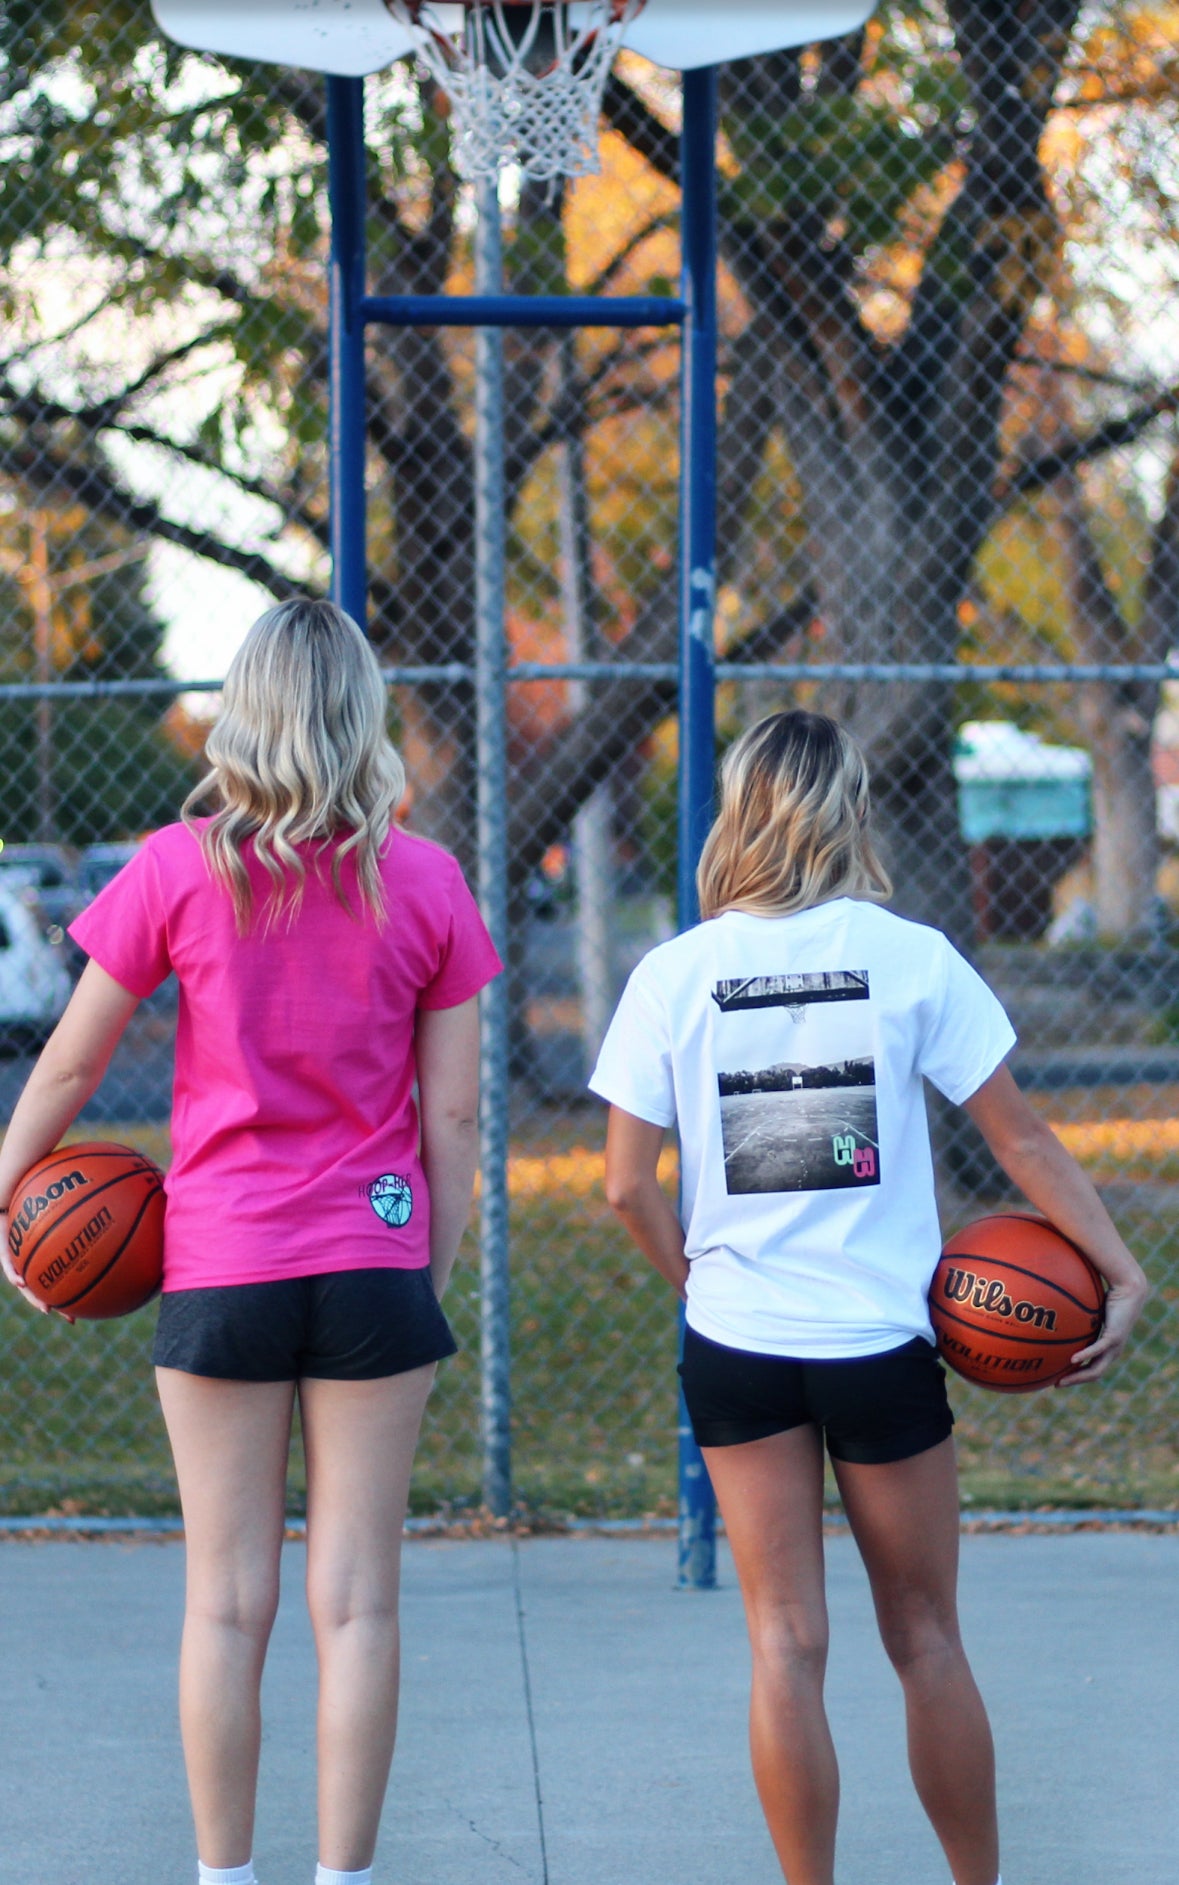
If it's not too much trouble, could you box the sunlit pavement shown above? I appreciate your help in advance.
[1,1531,1174,1883]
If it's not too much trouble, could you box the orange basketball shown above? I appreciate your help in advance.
[7,1141,165,1320]
[930,1212,1105,1394]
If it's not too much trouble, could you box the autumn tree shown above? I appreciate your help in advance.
[4,0,1179,940]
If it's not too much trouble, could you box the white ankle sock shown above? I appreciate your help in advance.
[315,1869,372,1885]
[198,1865,256,1885]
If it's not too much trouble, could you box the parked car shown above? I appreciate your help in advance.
[0,882,72,1057]
[77,840,144,903]
[0,842,83,933]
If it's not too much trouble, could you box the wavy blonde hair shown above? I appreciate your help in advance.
[697,710,892,920]
[183,598,405,931]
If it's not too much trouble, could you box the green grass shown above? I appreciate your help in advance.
[3,1129,1179,1518]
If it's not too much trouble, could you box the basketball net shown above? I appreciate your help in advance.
[386,0,644,181]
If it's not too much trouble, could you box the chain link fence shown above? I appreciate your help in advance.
[2,2,1179,1516]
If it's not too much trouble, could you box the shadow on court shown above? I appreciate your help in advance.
[1,1531,1174,1884]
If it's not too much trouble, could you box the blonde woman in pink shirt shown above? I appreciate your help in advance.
[0,599,501,1885]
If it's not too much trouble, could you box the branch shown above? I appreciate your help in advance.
[0,291,126,373]
[600,72,679,180]
[1014,356,1157,394]
[580,211,677,299]
[505,583,822,885]
[0,443,304,602]
[79,329,238,428]
[118,244,265,315]
[108,422,330,549]
[1002,390,1179,503]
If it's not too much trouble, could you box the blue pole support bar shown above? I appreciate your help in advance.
[676,65,720,1593]
[326,77,369,628]
[361,293,685,328]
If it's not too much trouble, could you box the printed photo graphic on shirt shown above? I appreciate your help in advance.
[365,1173,414,1228]
[713,971,880,1195]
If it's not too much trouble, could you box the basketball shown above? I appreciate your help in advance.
[930,1212,1105,1394]
[7,1141,165,1320]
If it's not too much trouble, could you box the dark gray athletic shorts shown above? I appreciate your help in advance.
[679,1326,954,1463]
[153,1267,457,1382]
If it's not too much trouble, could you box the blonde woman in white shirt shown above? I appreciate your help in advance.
[590,709,1146,1885]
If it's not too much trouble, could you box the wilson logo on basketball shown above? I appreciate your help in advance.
[7,1169,89,1259]
[939,1266,1058,1332]
[36,1205,113,1292]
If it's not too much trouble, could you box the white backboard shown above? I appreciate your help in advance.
[152,1,418,77]
[152,0,877,75]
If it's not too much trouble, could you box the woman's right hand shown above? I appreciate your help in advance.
[0,1211,19,1291]
[0,1211,73,1320]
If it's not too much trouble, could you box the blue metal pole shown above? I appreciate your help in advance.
[677,65,719,1592]
[326,76,369,628]
[473,178,513,1519]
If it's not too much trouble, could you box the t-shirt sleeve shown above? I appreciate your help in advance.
[918,934,1017,1104]
[67,842,172,999]
[588,958,676,1128]
[416,859,504,1009]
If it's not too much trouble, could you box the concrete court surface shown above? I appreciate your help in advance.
[1,1531,1175,1885]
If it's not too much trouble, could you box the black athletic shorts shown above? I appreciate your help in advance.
[152,1267,457,1383]
[679,1325,954,1464]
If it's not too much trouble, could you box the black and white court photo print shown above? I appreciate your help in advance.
[714,972,880,1195]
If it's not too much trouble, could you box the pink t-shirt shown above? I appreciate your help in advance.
[68,822,502,1291]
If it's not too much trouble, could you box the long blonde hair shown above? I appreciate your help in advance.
[183,598,405,931]
[696,710,891,920]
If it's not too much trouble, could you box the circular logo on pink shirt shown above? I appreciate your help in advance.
[367,1174,413,1228]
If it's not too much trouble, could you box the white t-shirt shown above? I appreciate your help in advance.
[589,898,1016,1359]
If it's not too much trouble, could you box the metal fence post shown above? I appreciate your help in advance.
[474,177,513,1517]
[677,65,719,1590]
[326,76,369,629]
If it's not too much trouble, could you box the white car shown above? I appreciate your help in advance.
[0,882,72,1057]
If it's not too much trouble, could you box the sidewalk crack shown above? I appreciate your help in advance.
[511,1535,550,1885]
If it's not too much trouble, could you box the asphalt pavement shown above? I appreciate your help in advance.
[1,1529,1175,1884]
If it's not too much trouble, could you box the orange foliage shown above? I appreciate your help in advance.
[506,607,569,759]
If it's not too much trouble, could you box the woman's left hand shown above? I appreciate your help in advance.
[1058,1277,1149,1385]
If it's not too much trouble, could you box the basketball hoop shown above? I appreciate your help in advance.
[385,0,645,181]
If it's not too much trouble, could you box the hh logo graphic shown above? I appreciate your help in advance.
[832,1133,876,1180]
[365,1174,413,1229]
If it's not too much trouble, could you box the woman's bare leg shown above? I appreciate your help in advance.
[703,1424,838,1885]
[833,1439,1000,1885]
[155,1368,295,1869]
[300,1364,436,1872]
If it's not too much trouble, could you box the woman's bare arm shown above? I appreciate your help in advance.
[961,1063,1149,1382]
[0,960,141,1304]
[415,995,480,1299]
[604,1106,689,1299]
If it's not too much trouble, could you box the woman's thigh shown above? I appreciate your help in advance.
[300,1365,436,1615]
[831,1438,964,1656]
[703,1423,829,1647]
[155,1369,295,1599]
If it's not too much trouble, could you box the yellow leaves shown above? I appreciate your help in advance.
[565,128,678,293]
[1052,1117,1179,1170]
[475,1145,680,1200]
[977,504,1072,646]
[1041,115,1085,171]
[1031,1085,1179,1179]
[855,159,965,345]
[1068,7,1179,112]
